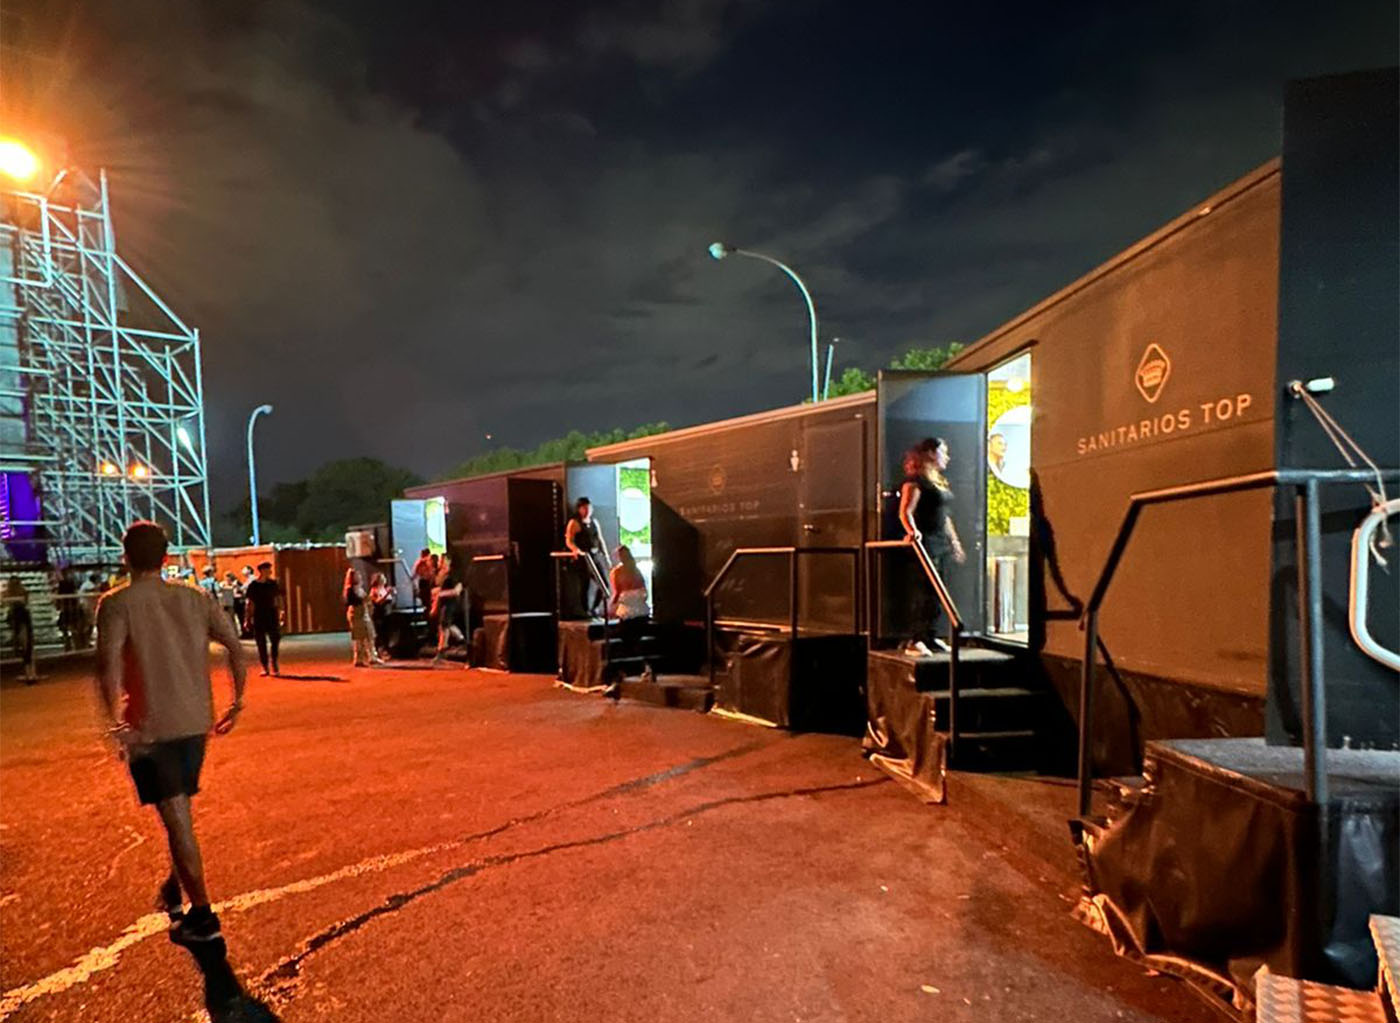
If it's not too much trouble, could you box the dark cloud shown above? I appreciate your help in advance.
[4,0,1395,513]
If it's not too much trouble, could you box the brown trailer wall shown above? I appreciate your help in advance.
[950,165,1281,741]
[198,546,348,634]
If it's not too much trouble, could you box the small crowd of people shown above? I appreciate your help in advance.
[4,568,117,683]
[408,549,464,663]
[342,565,397,667]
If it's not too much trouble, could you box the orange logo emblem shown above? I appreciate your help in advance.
[1135,343,1171,403]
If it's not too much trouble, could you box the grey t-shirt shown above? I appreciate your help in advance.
[96,576,242,742]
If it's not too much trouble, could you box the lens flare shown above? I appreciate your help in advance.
[0,138,40,183]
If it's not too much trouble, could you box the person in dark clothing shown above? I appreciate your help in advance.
[431,556,464,662]
[411,548,435,611]
[5,577,38,683]
[55,569,80,650]
[242,562,283,676]
[563,497,611,619]
[898,440,966,656]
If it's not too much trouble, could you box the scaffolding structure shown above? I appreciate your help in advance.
[0,169,211,564]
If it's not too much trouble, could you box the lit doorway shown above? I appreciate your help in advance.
[615,458,654,598]
[984,352,1032,642]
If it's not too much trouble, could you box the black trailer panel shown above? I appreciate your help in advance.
[589,395,875,629]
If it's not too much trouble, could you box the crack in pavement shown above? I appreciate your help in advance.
[253,778,889,1007]
[0,737,776,1019]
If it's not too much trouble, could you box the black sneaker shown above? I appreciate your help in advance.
[155,877,184,922]
[170,907,222,945]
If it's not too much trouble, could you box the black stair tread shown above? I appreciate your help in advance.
[910,649,1017,665]
[924,686,1040,700]
[622,673,712,689]
[613,677,715,712]
[870,647,1016,666]
[953,728,1038,740]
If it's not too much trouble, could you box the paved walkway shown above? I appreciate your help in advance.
[0,635,1209,1022]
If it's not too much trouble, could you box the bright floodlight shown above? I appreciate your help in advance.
[177,424,195,453]
[99,461,120,477]
[0,138,39,183]
[129,463,149,480]
[708,242,730,261]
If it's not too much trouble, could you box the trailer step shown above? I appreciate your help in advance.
[612,676,714,712]
[1255,966,1386,1023]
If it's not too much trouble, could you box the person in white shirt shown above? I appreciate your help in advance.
[95,521,246,947]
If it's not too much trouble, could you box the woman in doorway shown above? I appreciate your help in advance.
[609,545,652,681]
[431,555,465,663]
[897,438,966,656]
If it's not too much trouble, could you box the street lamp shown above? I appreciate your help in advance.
[246,404,273,545]
[708,242,821,403]
[0,137,39,183]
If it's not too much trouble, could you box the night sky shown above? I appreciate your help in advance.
[5,0,1396,511]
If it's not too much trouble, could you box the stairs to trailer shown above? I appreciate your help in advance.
[1255,915,1399,1023]
[556,618,711,707]
[890,646,1044,769]
[863,638,1068,802]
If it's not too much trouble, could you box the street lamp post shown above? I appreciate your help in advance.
[246,404,273,545]
[708,242,820,403]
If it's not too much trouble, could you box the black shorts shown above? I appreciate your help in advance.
[128,734,207,805]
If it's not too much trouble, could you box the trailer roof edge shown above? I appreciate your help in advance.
[406,460,571,496]
[946,158,1282,370]
[586,390,876,461]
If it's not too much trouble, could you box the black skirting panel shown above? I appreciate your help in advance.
[713,630,865,734]
[862,650,947,804]
[473,612,557,673]
[1076,738,1399,1007]
[556,619,607,689]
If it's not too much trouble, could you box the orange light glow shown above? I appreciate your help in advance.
[129,463,150,480]
[0,138,40,183]
[99,461,120,476]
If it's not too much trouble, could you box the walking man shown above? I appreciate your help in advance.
[95,521,247,945]
[243,561,283,676]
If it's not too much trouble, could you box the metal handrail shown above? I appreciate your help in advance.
[1075,466,1400,817]
[703,545,861,693]
[865,538,965,757]
[551,549,616,678]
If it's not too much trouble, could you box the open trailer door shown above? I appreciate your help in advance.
[877,370,987,636]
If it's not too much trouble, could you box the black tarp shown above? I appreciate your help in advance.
[1076,738,1400,1010]
[556,619,606,689]
[473,613,556,673]
[862,651,948,804]
[713,631,865,733]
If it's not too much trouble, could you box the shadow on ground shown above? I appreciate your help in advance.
[182,939,281,1022]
